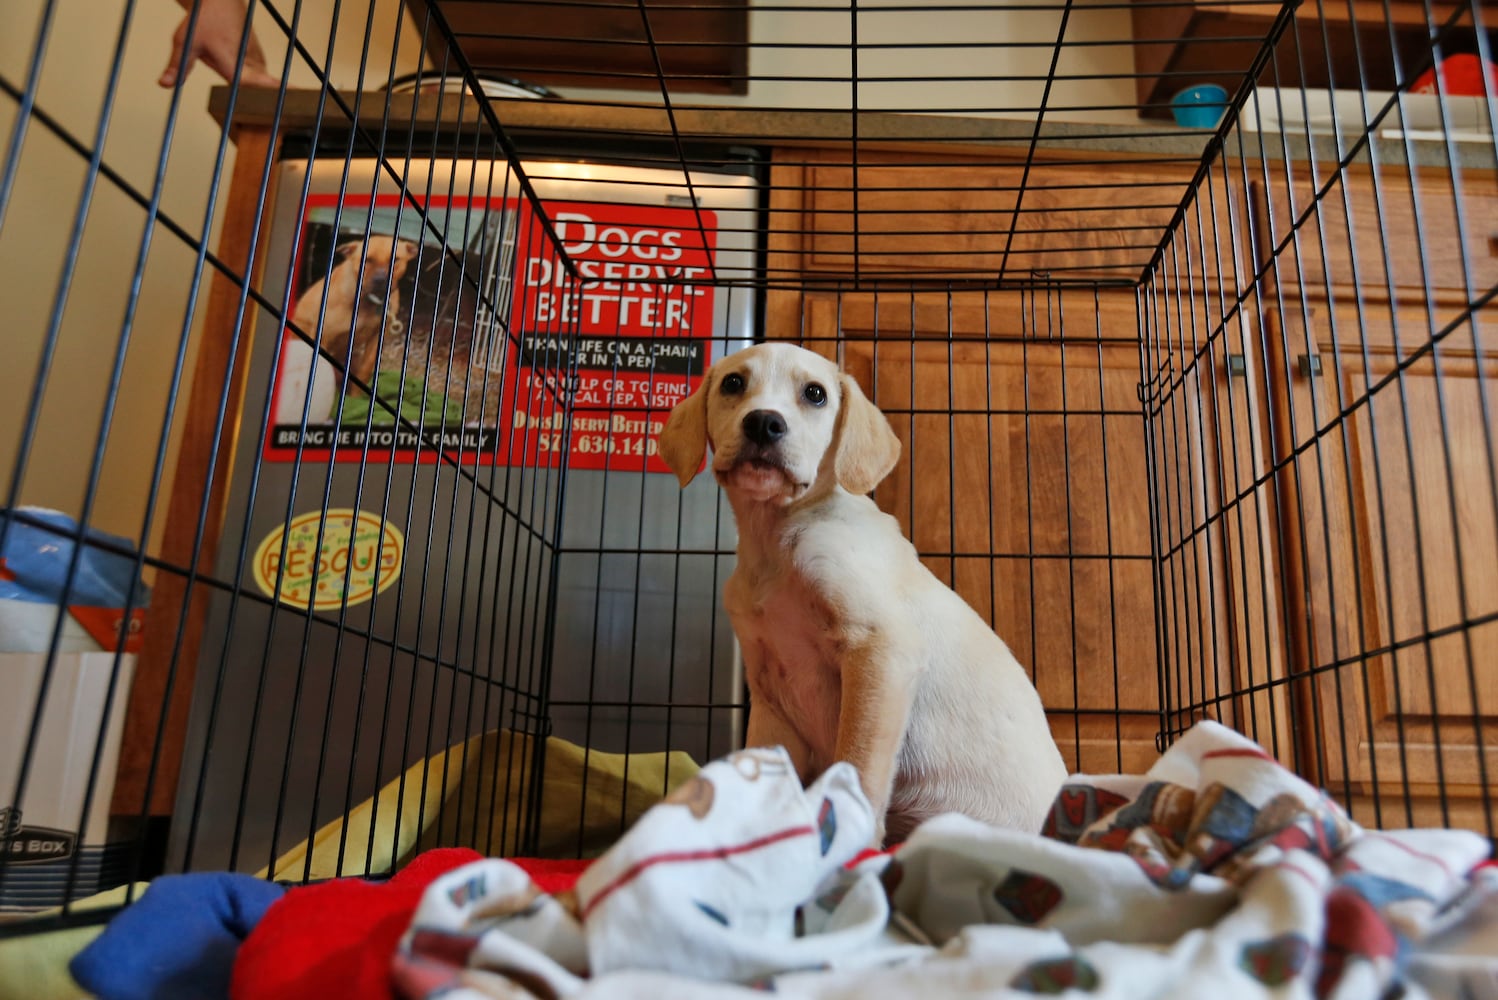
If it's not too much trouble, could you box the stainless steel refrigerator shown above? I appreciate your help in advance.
[172,146,759,872]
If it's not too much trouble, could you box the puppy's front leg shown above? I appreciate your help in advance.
[834,644,918,847]
[745,699,815,786]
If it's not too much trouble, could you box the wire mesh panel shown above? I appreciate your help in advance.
[0,2,594,919]
[1140,1,1498,838]
[168,159,583,878]
[2,0,1495,940]
[771,286,1162,775]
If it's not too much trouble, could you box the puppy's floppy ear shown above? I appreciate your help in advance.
[658,377,710,488]
[833,373,900,495]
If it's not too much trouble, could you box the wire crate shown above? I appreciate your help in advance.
[1,0,1494,938]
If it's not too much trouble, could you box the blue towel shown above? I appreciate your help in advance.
[70,873,286,1000]
[0,508,149,610]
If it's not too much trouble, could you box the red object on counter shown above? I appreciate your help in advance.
[1411,54,1498,97]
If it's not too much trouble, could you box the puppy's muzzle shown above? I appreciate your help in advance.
[742,409,788,447]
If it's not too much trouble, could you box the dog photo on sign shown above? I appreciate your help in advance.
[269,198,516,458]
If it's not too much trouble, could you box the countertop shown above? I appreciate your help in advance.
[209,87,1493,172]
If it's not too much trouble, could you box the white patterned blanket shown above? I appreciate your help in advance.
[392,722,1498,999]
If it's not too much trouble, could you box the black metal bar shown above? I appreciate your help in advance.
[631,0,720,286]
[477,163,528,861]
[995,0,1074,285]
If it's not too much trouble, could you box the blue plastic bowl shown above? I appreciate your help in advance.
[1171,85,1230,129]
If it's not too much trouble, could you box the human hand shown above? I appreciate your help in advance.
[159,0,279,89]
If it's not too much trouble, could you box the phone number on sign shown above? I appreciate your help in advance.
[532,432,655,457]
[529,430,660,458]
[575,434,657,457]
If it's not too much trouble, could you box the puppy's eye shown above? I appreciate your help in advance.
[720,372,746,395]
[802,383,827,407]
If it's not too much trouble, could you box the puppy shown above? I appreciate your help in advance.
[292,235,417,394]
[659,342,1066,844]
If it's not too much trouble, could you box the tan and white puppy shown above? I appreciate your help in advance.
[292,235,417,394]
[659,342,1066,844]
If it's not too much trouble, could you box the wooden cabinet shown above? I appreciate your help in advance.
[1241,158,1498,830]
[1253,163,1498,310]
[1135,151,1498,830]
[766,151,1169,774]
[770,142,1498,832]
[773,148,1202,284]
[1144,300,1301,764]
[1260,296,1498,831]
[836,294,1161,776]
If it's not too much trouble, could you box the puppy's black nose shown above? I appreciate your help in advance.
[742,409,787,446]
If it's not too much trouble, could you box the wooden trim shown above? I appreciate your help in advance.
[1247,177,1322,781]
[1217,0,1463,26]
[110,126,282,817]
[209,87,1494,176]
[206,87,1213,164]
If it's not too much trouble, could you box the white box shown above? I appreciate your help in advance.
[0,651,136,912]
[1240,87,1495,142]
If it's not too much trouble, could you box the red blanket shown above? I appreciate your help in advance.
[230,850,592,1000]
[232,846,889,999]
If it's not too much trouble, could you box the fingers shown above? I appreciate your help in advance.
[236,38,279,88]
[158,4,279,90]
[237,64,280,89]
[158,44,278,90]
[158,21,192,88]
[199,28,272,86]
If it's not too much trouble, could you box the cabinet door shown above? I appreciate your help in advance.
[1145,277,1299,768]
[1253,160,1498,308]
[1139,155,1299,765]
[787,150,1204,284]
[1271,298,1498,832]
[780,289,1162,774]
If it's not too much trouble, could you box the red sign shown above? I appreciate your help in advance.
[505,201,718,473]
[262,193,719,474]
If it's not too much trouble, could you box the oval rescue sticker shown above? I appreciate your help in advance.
[252,509,403,610]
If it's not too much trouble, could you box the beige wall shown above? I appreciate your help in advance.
[550,0,1141,124]
[0,0,422,569]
